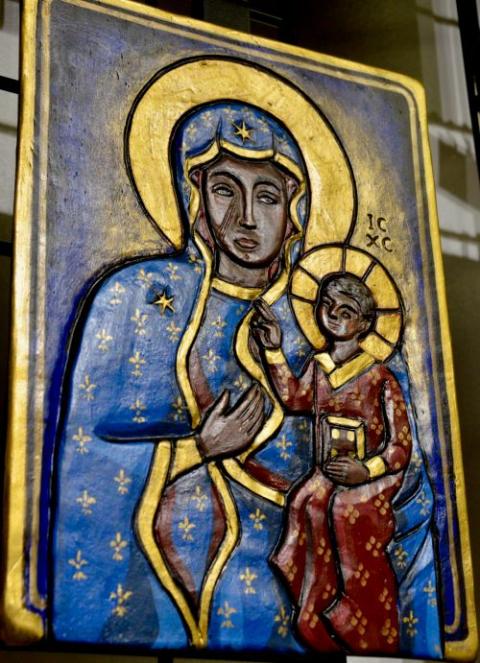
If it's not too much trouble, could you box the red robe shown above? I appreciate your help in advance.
[264,350,412,654]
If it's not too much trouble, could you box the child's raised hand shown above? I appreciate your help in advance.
[251,300,282,350]
[324,456,369,486]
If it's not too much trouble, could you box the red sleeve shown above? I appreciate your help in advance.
[380,372,412,472]
[264,349,314,414]
[364,369,412,479]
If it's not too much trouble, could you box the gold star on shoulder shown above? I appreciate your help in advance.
[153,290,175,315]
[232,120,254,144]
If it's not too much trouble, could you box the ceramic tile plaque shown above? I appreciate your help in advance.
[1,0,477,660]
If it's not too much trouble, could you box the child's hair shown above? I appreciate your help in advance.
[318,273,376,328]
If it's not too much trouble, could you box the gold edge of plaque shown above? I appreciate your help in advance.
[1,0,45,644]
[404,83,476,653]
[28,0,52,616]
[415,90,478,659]
[7,0,474,653]
[406,86,464,641]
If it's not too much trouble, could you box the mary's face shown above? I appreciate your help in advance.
[202,154,293,268]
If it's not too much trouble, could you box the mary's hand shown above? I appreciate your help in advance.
[196,385,265,461]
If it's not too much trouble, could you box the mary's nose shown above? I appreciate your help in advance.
[238,194,257,228]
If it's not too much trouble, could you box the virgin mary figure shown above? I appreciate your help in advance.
[51,59,439,658]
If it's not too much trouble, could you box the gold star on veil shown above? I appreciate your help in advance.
[232,120,254,143]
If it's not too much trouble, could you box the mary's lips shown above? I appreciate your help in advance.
[234,237,259,249]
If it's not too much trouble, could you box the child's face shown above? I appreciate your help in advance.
[317,285,370,342]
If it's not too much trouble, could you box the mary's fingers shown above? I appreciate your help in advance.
[212,390,230,414]
[244,410,265,437]
[244,406,265,433]
[237,390,264,423]
[230,384,261,415]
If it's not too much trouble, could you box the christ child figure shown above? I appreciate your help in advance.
[250,273,412,655]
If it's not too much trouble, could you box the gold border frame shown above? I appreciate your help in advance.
[1,0,476,658]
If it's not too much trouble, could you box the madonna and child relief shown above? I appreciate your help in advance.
[1,3,476,662]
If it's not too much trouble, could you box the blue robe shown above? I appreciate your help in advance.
[52,246,441,657]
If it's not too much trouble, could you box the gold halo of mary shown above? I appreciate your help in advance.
[126,57,356,255]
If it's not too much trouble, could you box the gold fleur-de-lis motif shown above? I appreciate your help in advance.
[201,110,215,128]
[72,426,92,454]
[68,550,88,580]
[239,567,257,594]
[217,601,237,628]
[131,309,148,336]
[96,328,113,351]
[166,321,181,342]
[257,117,270,135]
[223,107,236,121]
[211,315,227,337]
[114,469,132,495]
[276,300,290,320]
[393,545,408,569]
[423,580,437,606]
[109,584,133,617]
[187,250,202,273]
[109,281,125,305]
[191,485,208,512]
[110,532,128,561]
[276,434,293,460]
[411,451,422,468]
[202,348,220,373]
[186,123,198,140]
[274,605,290,637]
[178,516,195,541]
[171,396,187,422]
[293,335,308,358]
[130,398,147,423]
[136,268,153,287]
[167,262,182,281]
[79,374,96,401]
[249,508,267,531]
[76,490,96,515]
[402,610,419,637]
[416,490,431,516]
[234,374,249,390]
[128,351,146,377]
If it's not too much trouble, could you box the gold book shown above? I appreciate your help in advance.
[321,415,366,465]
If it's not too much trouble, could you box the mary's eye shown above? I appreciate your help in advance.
[341,311,352,320]
[212,184,234,197]
[257,191,279,205]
